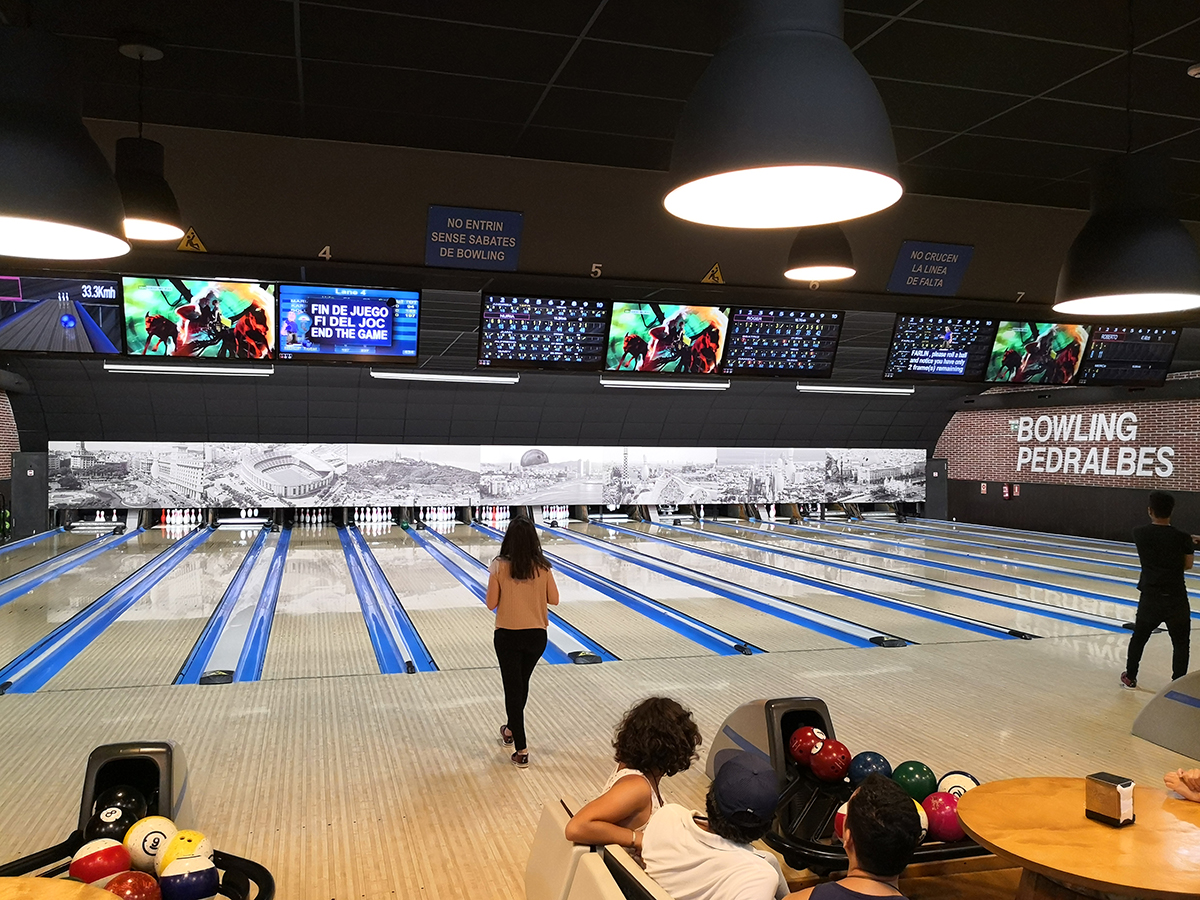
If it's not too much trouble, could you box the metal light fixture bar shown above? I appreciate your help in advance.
[600,376,730,391]
[795,383,914,395]
[370,369,520,385]
[104,361,274,377]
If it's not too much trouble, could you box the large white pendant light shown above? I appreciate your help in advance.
[0,27,129,259]
[1053,154,1200,317]
[784,224,855,281]
[664,0,902,229]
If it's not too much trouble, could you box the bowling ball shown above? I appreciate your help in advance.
[833,800,849,841]
[156,830,212,876]
[788,726,826,766]
[105,871,162,900]
[124,815,178,873]
[87,807,140,842]
[848,751,892,786]
[70,838,132,887]
[159,856,219,900]
[937,770,980,799]
[95,785,148,821]
[892,760,938,802]
[912,798,928,844]
[810,739,852,782]
[922,791,965,842]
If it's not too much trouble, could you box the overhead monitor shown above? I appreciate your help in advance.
[605,302,730,374]
[883,315,998,380]
[720,308,842,377]
[985,321,1091,385]
[1076,326,1180,386]
[123,277,276,359]
[477,295,609,370]
[0,274,123,354]
[278,284,419,361]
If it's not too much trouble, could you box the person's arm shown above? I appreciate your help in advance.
[1186,554,1195,572]
[1164,769,1200,801]
[485,561,500,612]
[564,776,651,848]
[545,569,560,606]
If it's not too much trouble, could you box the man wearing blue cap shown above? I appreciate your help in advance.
[642,751,789,900]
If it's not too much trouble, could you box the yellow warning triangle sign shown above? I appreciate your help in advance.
[177,227,207,252]
[701,262,724,284]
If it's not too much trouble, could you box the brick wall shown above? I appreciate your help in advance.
[0,391,20,480]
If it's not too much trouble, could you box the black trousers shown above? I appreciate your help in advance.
[494,628,547,751]
[1126,592,1191,682]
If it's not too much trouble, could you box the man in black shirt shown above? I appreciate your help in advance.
[1123,491,1197,689]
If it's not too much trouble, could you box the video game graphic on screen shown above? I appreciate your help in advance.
[123,278,277,359]
[0,275,122,354]
[985,321,1090,384]
[605,303,730,374]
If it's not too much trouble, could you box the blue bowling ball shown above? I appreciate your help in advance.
[848,751,892,786]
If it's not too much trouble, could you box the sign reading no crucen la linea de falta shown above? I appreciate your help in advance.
[425,205,523,271]
[886,240,974,296]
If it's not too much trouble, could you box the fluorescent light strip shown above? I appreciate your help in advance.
[600,376,730,391]
[104,361,274,377]
[370,369,520,385]
[795,383,915,395]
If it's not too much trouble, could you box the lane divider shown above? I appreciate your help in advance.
[531,524,903,649]
[915,517,1135,551]
[0,527,212,694]
[594,523,1019,640]
[340,526,409,674]
[472,522,763,656]
[175,527,270,685]
[0,528,65,558]
[233,527,293,683]
[0,530,142,610]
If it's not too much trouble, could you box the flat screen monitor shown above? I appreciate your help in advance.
[0,274,122,354]
[884,315,998,380]
[477,295,609,370]
[277,284,419,361]
[123,277,276,359]
[985,321,1091,385]
[1076,325,1180,386]
[720,308,842,377]
[605,302,730,374]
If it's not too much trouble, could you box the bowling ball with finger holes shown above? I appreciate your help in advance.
[848,751,891,786]
[922,791,965,842]
[788,726,826,766]
[70,838,132,887]
[810,739,851,782]
[892,761,938,802]
[937,770,980,799]
[95,785,148,821]
[124,815,178,873]
[158,855,219,900]
[155,830,212,876]
[104,871,162,900]
[86,805,140,842]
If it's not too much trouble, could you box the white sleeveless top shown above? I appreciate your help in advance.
[602,765,663,818]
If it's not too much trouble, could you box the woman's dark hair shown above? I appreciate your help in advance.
[612,697,702,778]
[497,515,551,581]
[846,774,923,877]
[704,788,771,844]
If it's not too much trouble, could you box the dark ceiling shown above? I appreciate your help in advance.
[6,1,1200,216]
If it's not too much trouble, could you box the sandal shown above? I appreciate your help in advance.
[512,750,529,768]
[499,725,514,746]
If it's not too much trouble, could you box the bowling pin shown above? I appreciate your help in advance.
[770,503,776,520]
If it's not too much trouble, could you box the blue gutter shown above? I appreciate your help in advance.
[0,528,64,557]
[745,519,1197,619]
[532,524,900,648]
[234,527,293,683]
[349,527,437,673]
[473,522,762,656]
[0,531,141,611]
[915,517,1135,551]
[0,528,212,694]
[595,522,1019,640]
[339,526,408,674]
[175,527,270,684]
[681,522,1127,634]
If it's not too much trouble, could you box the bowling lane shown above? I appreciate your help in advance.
[260,525,378,680]
[44,528,254,691]
[441,525,733,660]
[612,523,1114,641]
[897,519,1137,559]
[0,528,175,667]
[0,529,95,580]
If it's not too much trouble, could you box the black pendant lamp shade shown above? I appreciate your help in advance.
[116,137,184,241]
[664,0,902,229]
[784,224,855,281]
[1054,154,1200,316]
[0,28,129,259]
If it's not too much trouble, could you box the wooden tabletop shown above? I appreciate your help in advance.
[0,880,113,900]
[956,777,1200,900]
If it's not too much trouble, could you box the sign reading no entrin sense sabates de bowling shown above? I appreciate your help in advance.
[425,205,523,271]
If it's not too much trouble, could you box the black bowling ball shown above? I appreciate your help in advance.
[84,806,139,841]
[94,784,148,820]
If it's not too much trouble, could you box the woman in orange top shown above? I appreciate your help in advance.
[485,515,559,768]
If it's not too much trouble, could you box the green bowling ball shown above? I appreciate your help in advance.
[892,760,938,802]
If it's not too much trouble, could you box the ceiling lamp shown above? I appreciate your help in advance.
[784,224,855,281]
[663,0,902,229]
[0,28,129,259]
[1053,154,1200,316]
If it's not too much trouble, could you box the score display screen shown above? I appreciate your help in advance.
[278,284,419,361]
[1076,326,1180,386]
[0,274,122,354]
[720,308,842,377]
[477,295,609,369]
[884,315,997,380]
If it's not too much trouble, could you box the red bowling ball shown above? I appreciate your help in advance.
[70,838,132,887]
[788,726,826,766]
[833,800,849,841]
[810,738,852,781]
[105,871,163,900]
[921,791,965,842]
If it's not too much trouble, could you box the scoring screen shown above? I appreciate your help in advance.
[884,315,997,380]
[278,284,419,361]
[720,308,842,377]
[0,274,123,354]
[477,295,609,369]
[1076,326,1180,386]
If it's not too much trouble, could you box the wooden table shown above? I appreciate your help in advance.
[957,777,1200,900]
[0,879,113,900]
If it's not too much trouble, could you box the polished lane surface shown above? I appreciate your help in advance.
[0,530,94,581]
